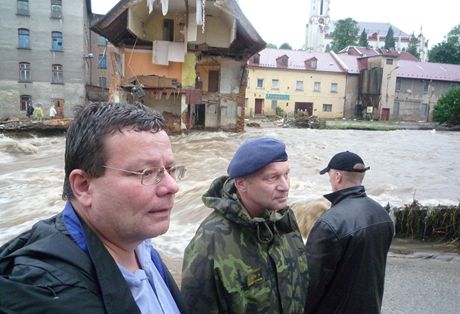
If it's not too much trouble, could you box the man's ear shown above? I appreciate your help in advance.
[234,177,248,193]
[69,169,92,207]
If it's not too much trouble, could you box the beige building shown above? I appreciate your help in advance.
[246,48,347,119]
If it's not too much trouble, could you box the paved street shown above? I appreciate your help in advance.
[382,254,460,313]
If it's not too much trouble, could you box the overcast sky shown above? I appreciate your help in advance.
[92,0,459,50]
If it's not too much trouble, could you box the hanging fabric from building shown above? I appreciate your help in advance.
[146,0,155,14]
[146,0,168,15]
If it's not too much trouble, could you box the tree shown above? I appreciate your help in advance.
[279,42,292,50]
[266,43,277,48]
[358,29,368,47]
[429,24,460,64]
[406,33,420,60]
[384,26,395,49]
[330,18,359,52]
[433,86,460,125]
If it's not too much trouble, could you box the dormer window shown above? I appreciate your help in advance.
[276,55,289,68]
[252,54,260,65]
[304,57,318,70]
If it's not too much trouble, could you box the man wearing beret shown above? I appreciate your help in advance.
[181,137,308,313]
[305,151,394,314]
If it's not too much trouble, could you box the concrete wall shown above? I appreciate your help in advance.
[246,66,347,119]
[343,74,360,117]
[395,78,460,121]
[0,0,88,120]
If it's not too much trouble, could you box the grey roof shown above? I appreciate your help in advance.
[397,60,460,82]
[251,48,344,73]
[327,21,411,38]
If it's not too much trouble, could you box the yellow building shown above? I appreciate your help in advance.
[246,49,347,119]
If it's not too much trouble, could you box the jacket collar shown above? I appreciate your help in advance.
[323,185,367,205]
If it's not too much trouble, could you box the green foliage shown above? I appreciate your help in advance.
[384,26,395,49]
[275,106,286,117]
[330,18,359,52]
[358,29,368,47]
[406,33,420,60]
[266,43,277,48]
[279,43,292,50]
[429,23,460,64]
[433,86,460,125]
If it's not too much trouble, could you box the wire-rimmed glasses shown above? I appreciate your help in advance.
[102,165,186,185]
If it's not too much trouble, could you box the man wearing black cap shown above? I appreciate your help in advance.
[305,151,394,314]
[181,137,308,313]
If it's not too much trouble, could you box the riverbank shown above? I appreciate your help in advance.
[0,118,70,136]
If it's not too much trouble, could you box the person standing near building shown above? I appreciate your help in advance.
[181,137,308,313]
[305,151,394,314]
[49,104,57,119]
[26,103,34,118]
[0,102,187,313]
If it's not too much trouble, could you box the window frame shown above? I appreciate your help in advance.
[51,31,63,51]
[17,0,29,16]
[50,0,62,19]
[19,62,32,82]
[51,64,64,84]
[256,78,264,89]
[395,78,401,91]
[314,81,321,92]
[322,104,332,112]
[18,28,30,49]
[271,79,280,90]
[330,83,338,93]
[99,76,107,88]
[98,54,107,69]
[20,95,32,111]
[296,80,304,91]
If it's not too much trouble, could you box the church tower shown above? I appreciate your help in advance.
[305,0,331,52]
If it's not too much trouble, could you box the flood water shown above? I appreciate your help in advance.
[1,127,459,266]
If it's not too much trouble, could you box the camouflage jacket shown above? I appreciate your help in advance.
[181,176,308,314]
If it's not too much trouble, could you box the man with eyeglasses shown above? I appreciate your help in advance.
[181,137,308,313]
[0,102,187,313]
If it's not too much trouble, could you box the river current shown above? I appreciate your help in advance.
[1,127,459,266]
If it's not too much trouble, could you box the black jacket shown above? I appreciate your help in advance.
[0,212,186,314]
[305,186,394,314]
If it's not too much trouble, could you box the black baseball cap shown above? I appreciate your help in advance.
[320,151,370,175]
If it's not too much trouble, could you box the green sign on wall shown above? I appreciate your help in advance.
[266,93,290,101]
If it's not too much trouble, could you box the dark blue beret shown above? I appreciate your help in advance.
[227,137,288,178]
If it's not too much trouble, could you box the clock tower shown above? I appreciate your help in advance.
[305,0,331,52]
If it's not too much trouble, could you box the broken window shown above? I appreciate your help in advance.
[51,31,63,51]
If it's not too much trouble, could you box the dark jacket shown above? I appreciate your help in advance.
[182,176,308,313]
[305,186,394,314]
[0,211,186,314]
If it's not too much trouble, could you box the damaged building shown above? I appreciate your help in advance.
[91,0,265,133]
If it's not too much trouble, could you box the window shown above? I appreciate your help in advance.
[18,28,30,49]
[17,0,29,15]
[52,64,63,84]
[386,58,394,65]
[98,36,108,46]
[323,104,332,112]
[330,83,338,93]
[20,95,32,111]
[257,79,264,88]
[51,32,63,51]
[98,54,107,69]
[253,54,260,64]
[271,79,279,89]
[163,19,174,41]
[271,100,278,110]
[19,62,31,82]
[51,0,62,18]
[296,80,304,91]
[424,80,429,93]
[395,78,401,91]
[99,76,107,88]
[314,82,321,92]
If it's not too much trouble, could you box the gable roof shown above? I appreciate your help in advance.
[249,48,344,73]
[397,60,460,82]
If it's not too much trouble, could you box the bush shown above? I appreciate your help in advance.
[433,86,460,126]
[275,106,286,117]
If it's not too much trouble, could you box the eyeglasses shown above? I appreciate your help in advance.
[102,165,186,185]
